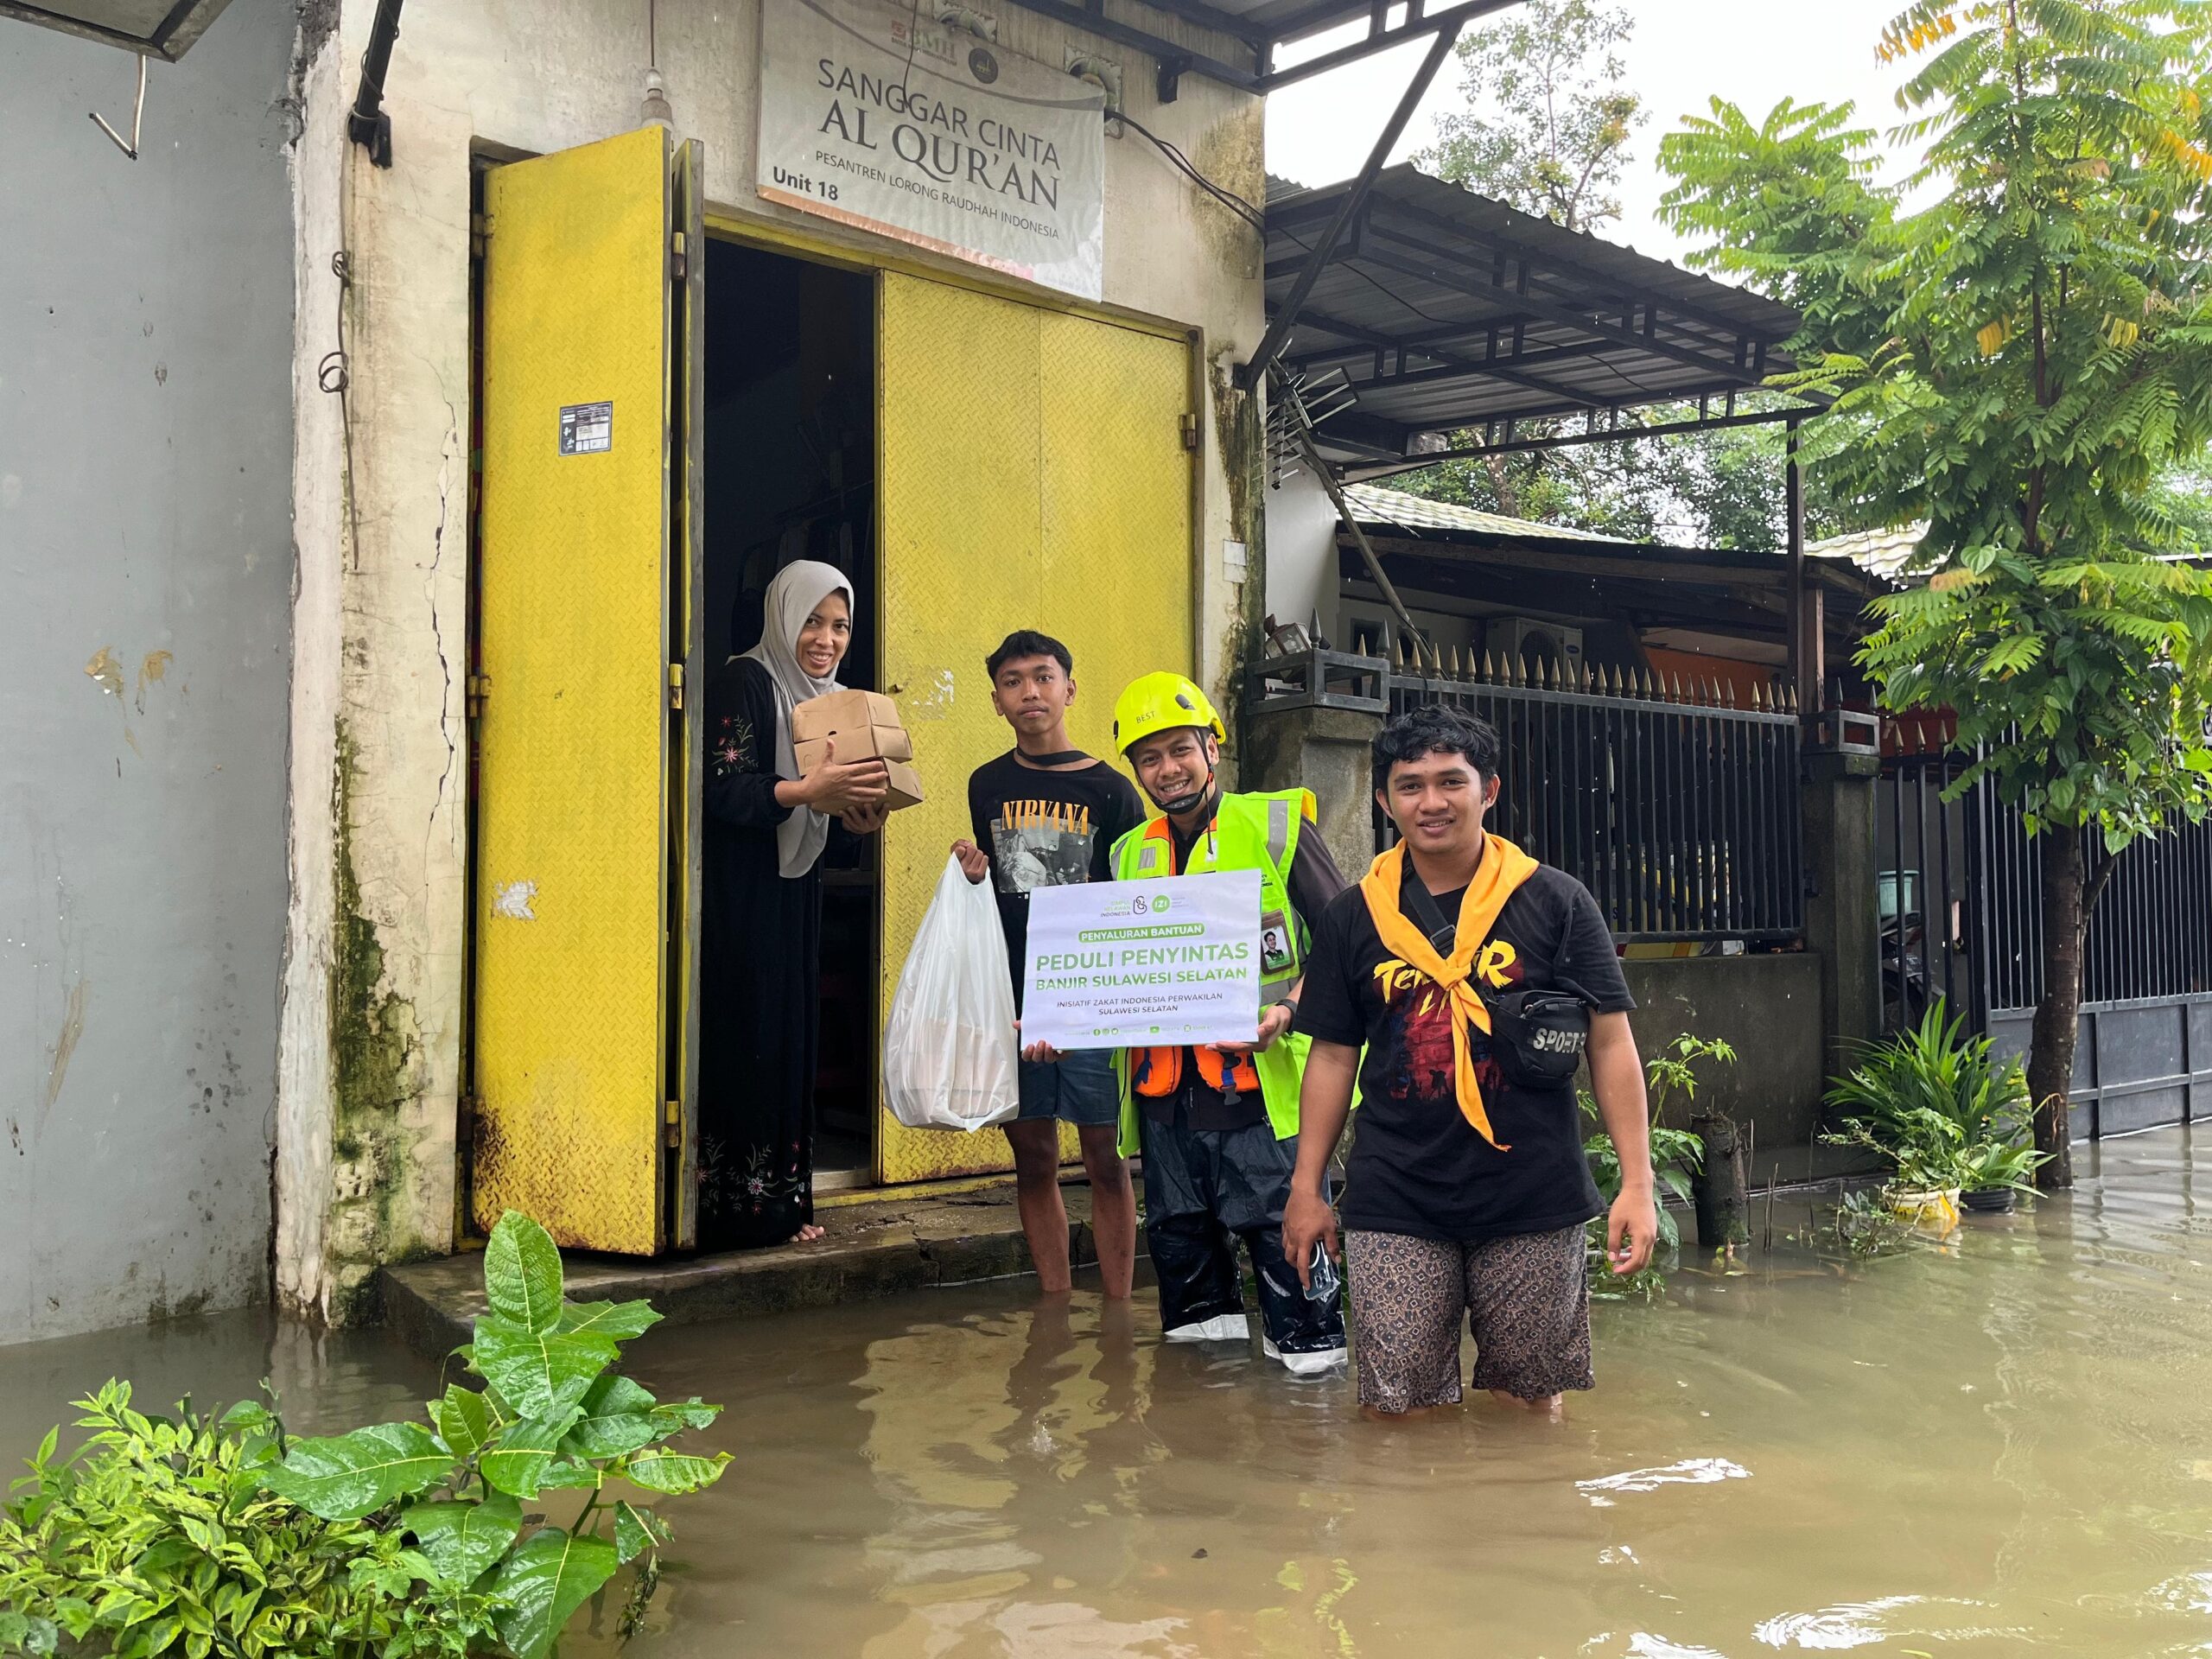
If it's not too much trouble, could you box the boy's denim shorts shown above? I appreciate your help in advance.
[1015,1047,1121,1127]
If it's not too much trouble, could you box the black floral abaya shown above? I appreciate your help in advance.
[698,656,821,1248]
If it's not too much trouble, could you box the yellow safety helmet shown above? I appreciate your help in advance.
[1112,671,1226,754]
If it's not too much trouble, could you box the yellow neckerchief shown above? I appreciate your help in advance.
[1358,835,1540,1149]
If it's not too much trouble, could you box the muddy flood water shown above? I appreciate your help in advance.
[10,1128,2212,1656]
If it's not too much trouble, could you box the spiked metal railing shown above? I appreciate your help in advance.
[1382,652,1804,942]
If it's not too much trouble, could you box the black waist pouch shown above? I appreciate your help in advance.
[1478,987,1590,1089]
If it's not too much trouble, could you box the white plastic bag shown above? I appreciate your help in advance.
[883,855,1020,1132]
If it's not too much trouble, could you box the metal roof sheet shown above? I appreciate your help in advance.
[1807,524,1929,581]
[1342,483,1630,543]
[1267,165,1806,463]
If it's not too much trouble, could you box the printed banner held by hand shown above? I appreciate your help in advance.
[1022,870,1261,1051]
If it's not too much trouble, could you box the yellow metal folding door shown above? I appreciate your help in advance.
[473,126,690,1252]
[877,273,1193,1183]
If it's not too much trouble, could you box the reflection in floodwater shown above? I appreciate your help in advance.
[8,1131,2212,1655]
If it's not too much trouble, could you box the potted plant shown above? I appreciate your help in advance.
[1821,1003,2045,1230]
[1956,1138,2044,1213]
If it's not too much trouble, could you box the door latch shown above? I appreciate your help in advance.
[668,662,685,710]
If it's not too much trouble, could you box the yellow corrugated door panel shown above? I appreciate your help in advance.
[878,274,1041,1183]
[875,274,1192,1183]
[1039,314,1194,1165]
[474,126,674,1252]
[1040,313,1194,781]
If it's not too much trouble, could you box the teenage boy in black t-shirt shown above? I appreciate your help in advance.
[953,631,1146,1300]
[1283,704,1657,1417]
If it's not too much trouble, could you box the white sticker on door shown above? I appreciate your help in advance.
[558,402,612,454]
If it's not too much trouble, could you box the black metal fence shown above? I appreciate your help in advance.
[1974,786,2212,1015]
[1382,658,1804,942]
[1881,728,2212,1020]
[1877,744,1974,1027]
[1879,727,2212,1137]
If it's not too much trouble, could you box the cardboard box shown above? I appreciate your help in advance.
[794,723,912,774]
[882,758,925,810]
[791,686,924,810]
[791,688,900,744]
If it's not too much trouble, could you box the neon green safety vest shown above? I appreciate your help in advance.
[1109,788,1318,1153]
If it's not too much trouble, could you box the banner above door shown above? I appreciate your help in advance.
[756,0,1106,301]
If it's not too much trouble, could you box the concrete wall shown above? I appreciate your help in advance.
[277,0,1268,1316]
[0,0,300,1340]
[1244,704,1379,881]
[1623,955,1827,1152]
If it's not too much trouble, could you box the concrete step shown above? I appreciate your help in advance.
[381,1179,1099,1360]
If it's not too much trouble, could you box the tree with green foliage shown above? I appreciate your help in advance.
[1397,0,1832,543]
[1420,0,1643,233]
[1659,0,2212,1185]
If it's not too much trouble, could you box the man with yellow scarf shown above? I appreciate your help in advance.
[1283,704,1656,1416]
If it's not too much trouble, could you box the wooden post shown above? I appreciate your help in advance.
[1690,1111,1751,1250]
[1786,418,1818,718]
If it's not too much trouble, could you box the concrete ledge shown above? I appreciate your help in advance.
[381,1182,1096,1359]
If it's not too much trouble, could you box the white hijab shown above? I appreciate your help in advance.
[737,559,855,879]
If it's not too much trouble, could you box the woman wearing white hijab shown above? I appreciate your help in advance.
[700,560,887,1247]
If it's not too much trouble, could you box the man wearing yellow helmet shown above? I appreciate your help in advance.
[1101,671,1350,1374]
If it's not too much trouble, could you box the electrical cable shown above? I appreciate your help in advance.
[320,249,363,572]
[893,0,925,97]
[1111,108,1268,234]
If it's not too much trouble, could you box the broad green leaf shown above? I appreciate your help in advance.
[648,1397,720,1433]
[484,1211,565,1335]
[535,1459,602,1491]
[554,1300,663,1341]
[479,1407,584,1499]
[489,1529,620,1659]
[433,1384,493,1459]
[259,1421,450,1520]
[217,1401,275,1436]
[471,1316,619,1418]
[619,1448,731,1496]
[401,1492,522,1586]
[561,1376,660,1461]
[612,1501,668,1565]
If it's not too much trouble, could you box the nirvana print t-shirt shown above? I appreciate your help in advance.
[967,752,1146,1007]
[1294,862,1635,1241]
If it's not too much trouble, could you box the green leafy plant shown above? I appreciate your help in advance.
[0,1383,435,1659]
[1658,3,2212,1184]
[1582,1034,1734,1299]
[1821,1001,2046,1198]
[1834,1187,1918,1259]
[1644,1033,1738,1127]
[0,1212,725,1659]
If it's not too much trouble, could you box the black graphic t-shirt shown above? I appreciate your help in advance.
[1294,862,1635,1241]
[969,751,1147,1009]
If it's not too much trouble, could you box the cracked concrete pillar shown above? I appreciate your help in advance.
[276,2,464,1324]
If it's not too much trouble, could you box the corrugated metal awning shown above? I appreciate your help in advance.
[1266,166,1811,465]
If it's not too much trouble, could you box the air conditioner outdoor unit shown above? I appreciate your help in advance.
[1485,617,1586,681]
